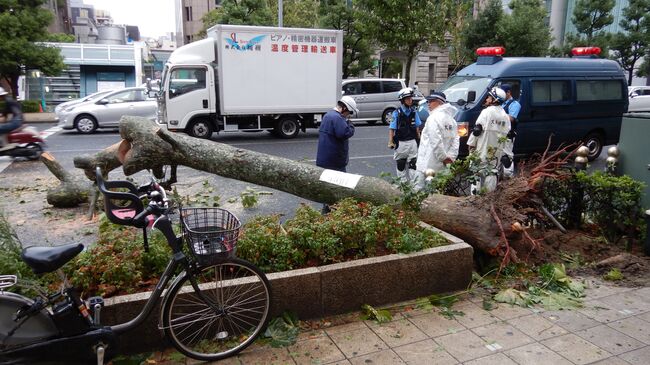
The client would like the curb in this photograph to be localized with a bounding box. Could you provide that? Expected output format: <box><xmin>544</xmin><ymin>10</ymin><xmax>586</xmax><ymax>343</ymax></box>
<box><xmin>101</xmin><ymin>226</ymin><xmax>474</xmax><ymax>354</ymax></box>
<box><xmin>23</xmin><ymin>113</ymin><xmax>58</xmax><ymax>124</ymax></box>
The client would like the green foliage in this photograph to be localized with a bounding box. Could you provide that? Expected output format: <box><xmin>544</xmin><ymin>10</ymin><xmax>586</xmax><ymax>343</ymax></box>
<box><xmin>361</xmin><ymin>304</ymin><xmax>392</xmax><ymax>323</ymax></box>
<box><xmin>263</xmin><ymin>311</ymin><xmax>300</xmax><ymax>347</ymax></box>
<box><xmin>65</xmin><ymin>214</ymin><xmax>172</xmax><ymax>297</ymax></box>
<box><xmin>462</xmin><ymin>0</ymin><xmax>551</xmax><ymax>60</ymax></box>
<box><xmin>571</xmin><ymin>0</ymin><xmax>615</xmax><ymax>41</ymax></box>
<box><xmin>44</xmin><ymin>33</ymin><xmax>75</xmax><ymax>43</ymax></box>
<box><xmin>240</xmin><ymin>187</ymin><xmax>272</xmax><ymax>209</ymax></box>
<box><xmin>237</xmin><ymin>198</ymin><xmax>447</xmax><ymax>273</ymax></box>
<box><xmin>575</xmin><ymin>171</ymin><xmax>646</xmax><ymax>243</ymax></box>
<box><xmin>319</xmin><ymin>0</ymin><xmax>375</xmax><ymax>78</ymax></box>
<box><xmin>610</xmin><ymin>0</ymin><xmax>650</xmax><ymax>85</ymax></box>
<box><xmin>0</xmin><ymin>100</ymin><xmax>41</xmax><ymax>113</ymax></box>
<box><xmin>542</xmin><ymin>171</ymin><xmax>646</xmax><ymax>244</ymax></box>
<box><xmin>358</xmin><ymin>0</ymin><xmax>454</xmax><ymax>85</ymax></box>
<box><xmin>0</xmin><ymin>210</ymin><xmax>45</xmax><ymax>295</ymax></box>
<box><xmin>603</xmin><ymin>268</ymin><xmax>624</xmax><ymax>281</ymax></box>
<box><xmin>494</xmin><ymin>263</ymin><xmax>585</xmax><ymax>310</ymax></box>
<box><xmin>425</xmin><ymin>293</ymin><xmax>464</xmax><ymax>319</ymax></box>
<box><xmin>0</xmin><ymin>0</ymin><xmax>66</xmax><ymax>96</ymax></box>
<box><xmin>201</xmin><ymin>0</ymin><xmax>274</xmax><ymax>32</ymax></box>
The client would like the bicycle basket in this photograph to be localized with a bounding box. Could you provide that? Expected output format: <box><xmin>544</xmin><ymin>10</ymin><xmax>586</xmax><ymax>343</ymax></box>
<box><xmin>180</xmin><ymin>207</ymin><xmax>241</xmax><ymax>265</ymax></box>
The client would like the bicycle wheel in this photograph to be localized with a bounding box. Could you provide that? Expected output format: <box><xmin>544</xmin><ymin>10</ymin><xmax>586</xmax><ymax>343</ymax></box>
<box><xmin>161</xmin><ymin>258</ymin><xmax>271</xmax><ymax>361</ymax></box>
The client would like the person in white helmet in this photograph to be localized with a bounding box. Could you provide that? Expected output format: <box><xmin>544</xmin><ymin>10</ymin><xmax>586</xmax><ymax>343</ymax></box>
<box><xmin>388</xmin><ymin>87</ymin><xmax>422</xmax><ymax>184</ymax></box>
<box><xmin>0</xmin><ymin>87</ymin><xmax>23</xmax><ymax>151</ymax></box>
<box><xmin>316</xmin><ymin>96</ymin><xmax>357</xmax><ymax>214</ymax></box>
<box><xmin>415</xmin><ymin>92</ymin><xmax>459</xmax><ymax>191</ymax></box>
<box><xmin>467</xmin><ymin>87</ymin><xmax>512</xmax><ymax>193</ymax></box>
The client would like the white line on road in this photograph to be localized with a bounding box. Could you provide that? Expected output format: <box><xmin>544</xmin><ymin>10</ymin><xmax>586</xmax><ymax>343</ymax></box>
<box><xmin>39</xmin><ymin>126</ymin><xmax>62</xmax><ymax>139</ymax></box>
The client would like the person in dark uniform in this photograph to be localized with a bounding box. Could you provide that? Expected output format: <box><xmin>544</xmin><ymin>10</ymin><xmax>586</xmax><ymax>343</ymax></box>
<box><xmin>0</xmin><ymin>87</ymin><xmax>23</xmax><ymax>151</ymax></box>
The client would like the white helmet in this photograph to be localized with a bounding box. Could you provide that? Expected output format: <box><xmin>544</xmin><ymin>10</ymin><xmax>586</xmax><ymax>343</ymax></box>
<box><xmin>487</xmin><ymin>87</ymin><xmax>506</xmax><ymax>104</ymax></box>
<box><xmin>398</xmin><ymin>87</ymin><xmax>414</xmax><ymax>101</ymax></box>
<box><xmin>0</xmin><ymin>87</ymin><xmax>7</xmax><ymax>96</ymax></box>
<box><xmin>338</xmin><ymin>95</ymin><xmax>359</xmax><ymax>115</ymax></box>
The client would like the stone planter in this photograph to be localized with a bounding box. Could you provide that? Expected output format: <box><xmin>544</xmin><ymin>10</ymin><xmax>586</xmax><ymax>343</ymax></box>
<box><xmin>101</xmin><ymin>224</ymin><xmax>473</xmax><ymax>354</ymax></box>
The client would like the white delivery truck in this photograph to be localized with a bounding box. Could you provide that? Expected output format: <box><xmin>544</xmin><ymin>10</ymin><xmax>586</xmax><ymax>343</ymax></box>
<box><xmin>153</xmin><ymin>24</ymin><xmax>343</xmax><ymax>139</ymax></box>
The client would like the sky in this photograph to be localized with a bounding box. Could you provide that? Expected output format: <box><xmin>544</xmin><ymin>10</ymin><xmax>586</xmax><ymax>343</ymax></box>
<box><xmin>82</xmin><ymin>0</ymin><xmax>176</xmax><ymax>38</ymax></box>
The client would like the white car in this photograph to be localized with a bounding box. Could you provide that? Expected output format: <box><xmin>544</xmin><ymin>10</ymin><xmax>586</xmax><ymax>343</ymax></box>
<box><xmin>628</xmin><ymin>86</ymin><xmax>650</xmax><ymax>113</ymax></box>
<box><xmin>54</xmin><ymin>90</ymin><xmax>113</xmax><ymax>115</ymax></box>
<box><xmin>58</xmin><ymin>87</ymin><xmax>157</xmax><ymax>134</ymax></box>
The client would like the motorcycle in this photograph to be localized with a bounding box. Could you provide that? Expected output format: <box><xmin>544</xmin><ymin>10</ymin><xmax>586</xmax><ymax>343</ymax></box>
<box><xmin>1</xmin><ymin>126</ymin><xmax>45</xmax><ymax>160</ymax></box>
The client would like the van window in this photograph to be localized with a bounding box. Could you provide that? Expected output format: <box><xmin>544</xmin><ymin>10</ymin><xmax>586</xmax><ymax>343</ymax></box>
<box><xmin>343</xmin><ymin>82</ymin><xmax>361</xmax><ymax>95</ymax></box>
<box><xmin>360</xmin><ymin>81</ymin><xmax>381</xmax><ymax>94</ymax></box>
<box><xmin>382</xmin><ymin>81</ymin><xmax>402</xmax><ymax>93</ymax></box>
<box><xmin>531</xmin><ymin>80</ymin><xmax>571</xmax><ymax>104</ymax></box>
<box><xmin>577</xmin><ymin>80</ymin><xmax>622</xmax><ymax>101</ymax></box>
<box><xmin>438</xmin><ymin>75</ymin><xmax>492</xmax><ymax>104</ymax></box>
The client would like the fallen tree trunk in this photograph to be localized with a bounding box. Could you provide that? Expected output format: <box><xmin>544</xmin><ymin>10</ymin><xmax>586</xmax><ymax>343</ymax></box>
<box><xmin>73</xmin><ymin>117</ymin><xmax>509</xmax><ymax>255</ymax></box>
<box><xmin>41</xmin><ymin>152</ymin><xmax>92</xmax><ymax>208</ymax></box>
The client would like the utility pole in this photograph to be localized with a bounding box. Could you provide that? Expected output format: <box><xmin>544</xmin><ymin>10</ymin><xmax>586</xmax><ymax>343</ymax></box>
<box><xmin>278</xmin><ymin>0</ymin><xmax>283</xmax><ymax>27</ymax></box>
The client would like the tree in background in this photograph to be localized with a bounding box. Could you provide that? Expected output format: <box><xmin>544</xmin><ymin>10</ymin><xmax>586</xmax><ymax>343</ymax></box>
<box><xmin>562</xmin><ymin>0</ymin><xmax>615</xmax><ymax>55</ymax></box>
<box><xmin>0</xmin><ymin>0</ymin><xmax>66</xmax><ymax>97</ymax></box>
<box><xmin>499</xmin><ymin>0</ymin><xmax>553</xmax><ymax>57</ymax></box>
<box><xmin>461</xmin><ymin>0</ymin><xmax>551</xmax><ymax>60</ymax></box>
<box><xmin>319</xmin><ymin>0</ymin><xmax>374</xmax><ymax>78</ymax></box>
<box><xmin>448</xmin><ymin>0</ymin><xmax>475</xmax><ymax>70</ymax></box>
<box><xmin>44</xmin><ymin>33</ymin><xmax>76</xmax><ymax>43</ymax></box>
<box><xmin>462</xmin><ymin>0</ymin><xmax>504</xmax><ymax>61</ymax></box>
<box><xmin>271</xmin><ymin>0</ymin><xmax>320</xmax><ymax>28</ymax></box>
<box><xmin>610</xmin><ymin>0</ymin><xmax>650</xmax><ymax>85</ymax></box>
<box><xmin>358</xmin><ymin>0</ymin><xmax>454</xmax><ymax>85</ymax></box>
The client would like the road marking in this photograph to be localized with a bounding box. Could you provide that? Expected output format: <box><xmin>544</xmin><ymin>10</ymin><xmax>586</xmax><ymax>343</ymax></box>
<box><xmin>39</xmin><ymin>126</ymin><xmax>62</xmax><ymax>139</ymax></box>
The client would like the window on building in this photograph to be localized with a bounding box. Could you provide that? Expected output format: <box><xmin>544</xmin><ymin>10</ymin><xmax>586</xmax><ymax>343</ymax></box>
<box><xmin>531</xmin><ymin>80</ymin><xmax>571</xmax><ymax>104</ymax></box>
<box><xmin>428</xmin><ymin>62</ymin><xmax>436</xmax><ymax>84</ymax></box>
<box><xmin>576</xmin><ymin>80</ymin><xmax>623</xmax><ymax>101</ymax></box>
<box><xmin>185</xmin><ymin>6</ymin><xmax>193</xmax><ymax>21</ymax></box>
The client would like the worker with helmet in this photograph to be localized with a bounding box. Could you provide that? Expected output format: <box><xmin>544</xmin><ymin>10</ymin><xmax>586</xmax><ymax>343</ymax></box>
<box><xmin>316</xmin><ymin>95</ymin><xmax>357</xmax><ymax>172</ymax></box>
<box><xmin>0</xmin><ymin>87</ymin><xmax>23</xmax><ymax>151</ymax></box>
<box><xmin>467</xmin><ymin>86</ymin><xmax>512</xmax><ymax>193</ymax></box>
<box><xmin>388</xmin><ymin>87</ymin><xmax>422</xmax><ymax>184</ymax></box>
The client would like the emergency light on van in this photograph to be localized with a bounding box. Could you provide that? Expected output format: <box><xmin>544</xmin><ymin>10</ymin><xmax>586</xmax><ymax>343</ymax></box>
<box><xmin>475</xmin><ymin>47</ymin><xmax>505</xmax><ymax>56</ymax></box>
<box><xmin>571</xmin><ymin>47</ymin><xmax>601</xmax><ymax>56</ymax></box>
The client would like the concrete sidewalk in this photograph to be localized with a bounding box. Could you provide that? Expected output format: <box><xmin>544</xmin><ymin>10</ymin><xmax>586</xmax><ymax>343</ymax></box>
<box><xmin>149</xmin><ymin>276</ymin><xmax>650</xmax><ymax>365</ymax></box>
<box><xmin>23</xmin><ymin>112</ymin><xmax>58</xmax><ymax>123</ymax></box>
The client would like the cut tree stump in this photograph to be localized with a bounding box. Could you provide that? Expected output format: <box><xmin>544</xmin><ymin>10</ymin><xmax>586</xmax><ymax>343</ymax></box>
<box><xmin>41</xmin><ymin>152</ymin><xmax>92</xmax><ymax>208</ymax></box>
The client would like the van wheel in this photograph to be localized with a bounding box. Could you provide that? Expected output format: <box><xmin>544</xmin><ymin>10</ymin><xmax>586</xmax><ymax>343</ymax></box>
<box><xmin>382</xmin><ymin>108</ymin><xmax>395</xmax><ymax>125</ymax></box>
<box><xmin>275</xmin><ymin>118</ymin><xmax>300</xmax><ymax>139</ymax></box>
<box><xmin>187</xmin><ymin>119</ymin><xmax>213</xmax><ymax>139</ymax></box>
<box><xmin>584</xmin><ymin>132</ymin><xmax>604</xmax><ymax>161</ymax></box>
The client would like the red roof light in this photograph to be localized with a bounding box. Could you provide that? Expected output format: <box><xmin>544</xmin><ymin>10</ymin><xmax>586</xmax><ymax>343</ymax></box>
<box><xmin>571</xmin><ymin>47</ymin><xmax>601</xmax><ymax>56</ymax></box>
<box><xmin>476</xmin><ymin>47</ymin><xmax>506</xmax><ymax>57</ymax></box>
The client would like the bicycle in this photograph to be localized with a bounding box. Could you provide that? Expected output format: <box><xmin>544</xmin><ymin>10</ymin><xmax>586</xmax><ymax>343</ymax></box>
<box><xmin>0</xmin><ymin>167</ymin><xmax>271</xmax><ymax>364</ymax></box>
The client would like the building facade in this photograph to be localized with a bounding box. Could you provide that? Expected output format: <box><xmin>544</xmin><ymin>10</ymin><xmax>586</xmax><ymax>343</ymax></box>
<box><xmin>176</xmin><ymin>0</ymin><xmax>223</xmax><ymax>45</ymax></box>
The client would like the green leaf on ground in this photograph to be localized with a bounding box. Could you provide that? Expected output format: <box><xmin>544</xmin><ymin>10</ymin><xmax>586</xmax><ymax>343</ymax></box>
<box><xmin>263</xmin><ymin>312</ymin><xmax>300</xmax><ymax>348</ymax></box>
<box><xmin>494</xmin><ymin>288</ymin><xmax>532</xmax><ymax>307</ymax></box>
<box><xmin>428</xmin><ymin>294</ymin><xmax>459</xmax><ymax>308</ymax></box>
<box><xmin>603</xmin><ymin>268</ymin><xmax>624</xmax><ymax>281</ymax></box>
<box><xmin>361</xmin><ymin>304</ymin><xmax>392</xmax><ymax>323</ymax></box>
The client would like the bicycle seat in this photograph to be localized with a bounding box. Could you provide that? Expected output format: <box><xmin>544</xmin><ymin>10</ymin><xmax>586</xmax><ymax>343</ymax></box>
<box><xmin>95</xmin><ymin>167</ymin><xmax>146</xmax><ymax>228</ymax></box>
<box><xmin>21</xmin><ymin>243</ymin><xmax>84</xmax><ymax>274</ymax></box>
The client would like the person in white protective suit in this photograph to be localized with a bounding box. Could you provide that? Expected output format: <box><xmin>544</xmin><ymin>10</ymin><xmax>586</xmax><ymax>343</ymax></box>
<box><xmin>467</xmin><ymin>87</ymin><xmax>512</xmax><ymax>193</ymax></box>
<box><xmin>415</xmin><ymin>92</ymin><xmax>459</xmax><ymax>191</ymax></box>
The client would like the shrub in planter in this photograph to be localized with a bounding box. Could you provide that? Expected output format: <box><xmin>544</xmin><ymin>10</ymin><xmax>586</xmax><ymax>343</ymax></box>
<box><xmin>0</xmin><ymin>100</ymin><xmax>41</xmax><ymax>113</ymax></box>
<box><xmin>237</xmin><ymin>198</ymin><xmax>448</xmax><ymax>273</ymax></box>
<box><xmin>65</xmin><ymin>214</ymin><xmax>171</xmax><ymax>297</ymax></box>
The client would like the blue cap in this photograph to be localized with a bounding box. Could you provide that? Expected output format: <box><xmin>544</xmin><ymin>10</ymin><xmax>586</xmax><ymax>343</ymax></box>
<box><xmin>500</xmin><ymin>84</ymin><xmax>512</xmax><ymax>93</ymax></box>
<box><xmin>425</xmin><ymin>91</ymin><xmax>446</xmax><ymax>103</ymax></box>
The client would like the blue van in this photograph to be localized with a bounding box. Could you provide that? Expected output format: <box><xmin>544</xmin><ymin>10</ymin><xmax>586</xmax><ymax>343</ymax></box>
<box><xmin>435</xmin><ymin>47</ymin><xmax>629</xmax><ymax>161</ymax></box>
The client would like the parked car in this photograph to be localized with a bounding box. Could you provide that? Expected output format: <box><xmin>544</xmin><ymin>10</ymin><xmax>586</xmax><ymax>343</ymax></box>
<box><xmin>342</xmin><ymin>78</ymin><xmax>420</xmax><ymax>125</ymax></box>
<box><xmin>628</xmin><ymin>86</ymin><xmax>650</xmax><ymax>113</ymax></box>
<box><xmin>58</xmin><ymin>87</ymin><xmax>157</xmax><ymax>134</ymax></box>
<box><xmin>54</xmin><ymin>90</ymin><xmax>113</xmax><ymax>116</ymax></box>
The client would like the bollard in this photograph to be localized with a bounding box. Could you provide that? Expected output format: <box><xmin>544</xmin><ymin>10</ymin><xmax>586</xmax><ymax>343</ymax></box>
<box><xmin>605</xmin><ymin>146</ymin><xmax>619</xmax><ymax>174</ymax></box>
<box><xmin>568</xmin><ymin>146</ymin><xmax>589</xmax><ymax>228</ymax></box>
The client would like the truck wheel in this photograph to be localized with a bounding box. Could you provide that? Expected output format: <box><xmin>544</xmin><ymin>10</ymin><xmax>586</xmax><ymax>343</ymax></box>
<box><xmin>75</xmin><ymin>115</ymin><xmax>98</xmax><ymax>134</ymax></box>
<box><xmin>584</xmin><ymin>132</ymin><xmax>604</xmax><ymax>161</ymax></box>
<box><xmin>275</xmin><ymin>118</ymin><xmax>300</xmax><ymax>139</ymax></box>
<box><xmin>187</xmin><ymin>119</ymin><xmax>213</xmax><ymax>139</ymax></box>
<box><xmin>382</xmin><ymin>108</ymin><xmax>395</xmax><ymax>125</ymax></box>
